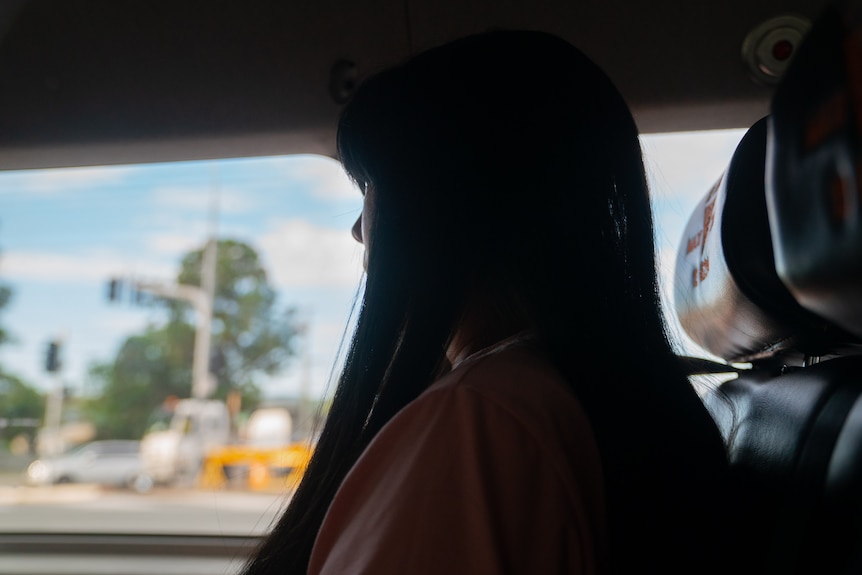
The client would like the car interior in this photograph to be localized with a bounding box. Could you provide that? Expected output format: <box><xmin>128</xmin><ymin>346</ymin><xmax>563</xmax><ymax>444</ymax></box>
<box><xmin>0</xmin><ymin>0</ymin><xmax>859</xmax><ymax>573</ymax></box>
<box><xmin>674</xmin><ymin>2</ymin><xmax>862</xmax><ymax>572</ymax></box>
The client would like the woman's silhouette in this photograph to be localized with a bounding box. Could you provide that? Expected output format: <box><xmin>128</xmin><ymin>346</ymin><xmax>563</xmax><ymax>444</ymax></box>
<box><xmin>243</xmin><ymin>30</ymin><xmax>729</xmax><ymax>575</ymax></box>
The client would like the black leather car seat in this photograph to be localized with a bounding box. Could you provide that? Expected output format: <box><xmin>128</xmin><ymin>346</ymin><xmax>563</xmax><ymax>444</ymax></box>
<box><xmin>673</xmin><ymin>2</ymin><xmax>862</xmax><ymax>572</ymax></box>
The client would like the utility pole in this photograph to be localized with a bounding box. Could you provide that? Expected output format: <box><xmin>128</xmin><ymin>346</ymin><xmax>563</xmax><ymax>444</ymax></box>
<box><xmin>108</xmin><ymin>176</ymin><xmax>221</xmax><ymax>400</ymax></box>
<box><xmin>193</xmin><ymin>236</ymin><xmax>216</xmax><ymax>399</ymax></box>
<box><xmin>134</xmin><ymin>251</ymin><xmax>216</xmax><ymax>399</ymax></box>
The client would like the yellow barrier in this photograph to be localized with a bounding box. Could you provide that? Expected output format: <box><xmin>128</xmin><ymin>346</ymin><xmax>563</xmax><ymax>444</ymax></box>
<box><xmin>199</xmin><ymin>442</ymin><xmax>313</xmax><ymax>492</ymax></box>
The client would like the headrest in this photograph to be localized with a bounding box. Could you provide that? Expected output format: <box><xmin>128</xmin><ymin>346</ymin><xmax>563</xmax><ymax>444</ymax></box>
<box><xmin>767</xmin><ymin>0</ymin><xmax>862</xmax><ymax>339</ymax></box>
<box><xmin>674</xmin><ymin>117</ymin><xmax>835</xmax><ymax>363</ymax></box>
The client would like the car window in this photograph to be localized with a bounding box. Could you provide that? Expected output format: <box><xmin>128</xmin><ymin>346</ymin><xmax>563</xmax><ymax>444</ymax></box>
<box><xmin>642</xmin><ymin>128</ymin><xmax>748</xmax><ymax>359</ymax></box>
<box><xmin>0</xmin><ymin>133</ymin><xmax>745</xmax><ymax>535</ymax></box>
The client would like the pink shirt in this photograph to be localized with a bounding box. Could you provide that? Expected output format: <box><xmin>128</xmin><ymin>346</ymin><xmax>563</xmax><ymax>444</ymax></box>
<box><xmin>308</xmin><ymin>343</ymin><xmax>608</xmax><ymax>574</ymax></box>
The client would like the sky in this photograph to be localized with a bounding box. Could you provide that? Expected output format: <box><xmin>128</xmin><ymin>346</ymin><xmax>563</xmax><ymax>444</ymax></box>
<box><xmin>0</xmin><ymin>130</ymin><xmax>747</xmax><ymax>401</ymax></box>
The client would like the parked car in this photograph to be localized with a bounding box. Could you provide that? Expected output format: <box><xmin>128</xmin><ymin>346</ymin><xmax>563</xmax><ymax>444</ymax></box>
<box><xmin>26</xmin><ymin>440</ymin><xmax>146</xmax><ymax>490</ymax></box>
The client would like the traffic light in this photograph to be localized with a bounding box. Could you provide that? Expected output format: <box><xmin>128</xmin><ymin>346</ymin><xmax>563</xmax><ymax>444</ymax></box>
<box><xmin>107</xmin><ymin>278</ymin><xmax>121</xmax><ymax>302</ymax></box>
<box><xmin>45</xmin><ymin>340</ymin><xmax>61</xmax><ymax>373</ymax></box>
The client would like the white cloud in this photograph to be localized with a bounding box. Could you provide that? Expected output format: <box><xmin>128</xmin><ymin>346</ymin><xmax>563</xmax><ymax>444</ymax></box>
<box><xmin>0</xmin><ymin>250</ymin><xmax>170</xmax><ymax>283</ymax></box>
<box><xmin>642</xmin><ymin>129</ymin><xmax>746</xmax><ymax>204</ymax></box>
<box><xmin>258</xmin><ymin>219</ymin><xmax>364</xmax><ymax>288</ymax></box>
<box><xmin>261</xmin><ymin>318</ymin><xmax>356</xmax><ymax>398</ymax></box>
<box><xmin>145</xmin><ymin>233</ymin><xmax>207</xmax><ymax>256</ymax></box>
<box><xmin>151</xmin><ymin>186</ymin><xmax>255</xmax><ymax>214</ymax></box>
<box><xmin>281</xmin><ymin>155</ymin><xmax>358</xmax><ymax>202</ymax></box>
<box><xmin>0</xmin><ymin>165</ymin><xmax>131</xmax><ymax>195</ymax></box>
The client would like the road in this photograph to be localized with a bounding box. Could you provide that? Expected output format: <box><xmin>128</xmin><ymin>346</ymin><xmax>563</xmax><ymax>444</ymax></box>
<box><xmin>0</xmin><ymin>484</ymin><xmax>287</xmax><ymax>535</ymax></box>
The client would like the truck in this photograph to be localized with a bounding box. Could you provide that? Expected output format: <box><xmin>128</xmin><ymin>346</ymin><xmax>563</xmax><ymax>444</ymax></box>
<box><xmin>138</xmin><ymin>398</ymin><xmax>231</xmax><ymax>489</ymax></box>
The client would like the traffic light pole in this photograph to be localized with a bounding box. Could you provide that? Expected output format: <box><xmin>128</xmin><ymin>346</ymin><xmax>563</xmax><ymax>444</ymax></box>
<box><xmin>43</xmin><ymin>372</ymin><xmax>64</xmax><ymax>455</ymax></box>
<box><xmin>108</xmin><ymin>183</ymin><xmax>220</xmax><ymax>400</ymax></box>
<box><xmin>42</xmin><ymin>339</ymin><xmax>64</xmax><ymax>456</ymax></box>
<box><xmin>134</xmin><ymin>238</ymin><xmax>217</xmax><ymax>399</ymax></box>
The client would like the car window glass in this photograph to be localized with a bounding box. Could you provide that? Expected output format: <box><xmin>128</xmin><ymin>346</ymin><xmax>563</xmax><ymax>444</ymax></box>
<box><xmin>0</xmin><ymin>133</ymin><xmax>745</xmax><ymax>535</ymax></box>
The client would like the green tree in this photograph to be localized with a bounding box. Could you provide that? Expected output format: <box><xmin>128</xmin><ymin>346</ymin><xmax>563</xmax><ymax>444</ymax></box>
<box><xmin>0</xmin><ymin>372</ymin><xmax>44</xmax><ymax>449</ymax></box>
<box><xmin>0</xmin><ymin>284</ymin><xmax>12</xmax><ymax>349</ymax></box>
<box><xmin>0</xmin><ymin>284</ymin><xmax>44</xmax><ymax>449</ymax></box>
<box><xmin>85</xmin><ymin>323</ymin><xmax>196</xmax><ymax>439</ymax></box>
<box><xmin>176</xmin><ymin>239</ymin><xmax>298</xmax><ymax>394</ymax></box>
<box><xmin>88</xmin><ymin>239</ymin><xmax>299</xmax><ymax>439</ymax></box>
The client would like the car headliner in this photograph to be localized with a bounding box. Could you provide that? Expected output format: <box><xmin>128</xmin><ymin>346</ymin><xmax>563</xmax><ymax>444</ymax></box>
<box><xmin>0</xmin><ymin>0</ymin><xmax>830</xmax><ymax>170</ymax></box>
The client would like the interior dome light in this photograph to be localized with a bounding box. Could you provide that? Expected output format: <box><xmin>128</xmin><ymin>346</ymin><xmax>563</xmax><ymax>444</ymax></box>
<box><xmin>742</xmin><ymin>15</ymin><xmax>811</xmax><ymax>86</ymax></box>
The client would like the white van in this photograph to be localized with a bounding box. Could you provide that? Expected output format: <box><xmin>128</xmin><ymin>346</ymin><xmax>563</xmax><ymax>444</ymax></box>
<box><xmin>139</xmin><ymin>399</ymin><xmax>230</xmax><ymax>487</ymax></box>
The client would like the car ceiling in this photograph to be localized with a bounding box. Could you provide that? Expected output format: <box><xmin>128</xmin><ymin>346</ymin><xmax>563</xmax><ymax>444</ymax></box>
<box><xmin>0</xmin><ymin>0</ymin><xmax>831</xmax><ymax>170</ymax></box>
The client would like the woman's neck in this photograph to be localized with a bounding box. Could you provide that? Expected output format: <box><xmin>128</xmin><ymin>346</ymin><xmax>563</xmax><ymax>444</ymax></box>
<box><xmin>446</xmin><ymin>295</ymin><xmax>532</xmax><ymax>367</ymax></box>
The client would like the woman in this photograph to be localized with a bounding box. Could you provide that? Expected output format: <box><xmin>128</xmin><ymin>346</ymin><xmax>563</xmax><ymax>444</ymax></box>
<box><xmin>244</xmin><ymin>30</ymin><xmax>729</xmax><ymax>574</ymax></box>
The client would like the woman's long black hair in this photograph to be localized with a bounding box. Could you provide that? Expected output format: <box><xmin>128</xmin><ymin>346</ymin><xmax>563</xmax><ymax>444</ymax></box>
<box><xmin>244</xmin><ymin>30</ymin><xmax>729</xmax><ymax>575</ymax></box>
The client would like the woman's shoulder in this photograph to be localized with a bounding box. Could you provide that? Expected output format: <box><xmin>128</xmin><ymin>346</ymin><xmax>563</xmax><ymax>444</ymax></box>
<box><xmin>310</xmin><ymin>344</ymin><xmax>608</xmax><ymax>575</ymax></box>
<box><xmin>407</xmin><ymin>344</ymin><xmax>601</xmax><ymax>471</ymax></box>
<box><xmin>429</xmin><ymin>345</ymin><xmax>588</xmax><ymax>429</ymax></box>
